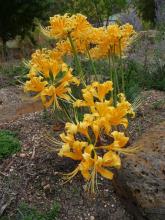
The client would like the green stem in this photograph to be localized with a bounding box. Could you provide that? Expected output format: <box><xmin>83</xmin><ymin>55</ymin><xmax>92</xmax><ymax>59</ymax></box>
<box><xmin>86</xmin><ymin>48</ymin><xmax>98</xmax><ymax>80</ymax></box>
<box><xmin>60</xmin><ymin>100</ymin><xmax>73</xmax><ymax>123</ymax></box>
<box><xmin>111</xmin><ymin>54</ymin><xmax>117</xmax><ymax>107</ymax></box>
<box><xmin>113</xmin><ymin>74</ymin><xmax>117</xmax><ymax>106</ymax></box>
<box><xmin>119</xmin><ymin>39</ymin><xmax>125</xmax><ymax>93</ymax></box>
<box><xmin>113</xmin><ymin>56</ymin><xmax>120</xmax><ymax>94</ymax></box>
<box><xmin>68</xmin><ymin>34</ymin><xmax>86</xmax><ymax>86</ymax></box>
<box><xmin>108</xmin><ymin>52</ymin><xmax>114</xmax><ymax>105</ymax></box>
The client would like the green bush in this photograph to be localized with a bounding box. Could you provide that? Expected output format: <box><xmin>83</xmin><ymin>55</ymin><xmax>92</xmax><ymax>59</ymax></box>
<box><xmin>124</xmin><ymin>59</ymin><xmax>165</xmax><ymax>92</ymax></box>
<box><xmin>0</xmin><ymin>130</ymin><xmax>21</xmax><ymax>159</ymax></box>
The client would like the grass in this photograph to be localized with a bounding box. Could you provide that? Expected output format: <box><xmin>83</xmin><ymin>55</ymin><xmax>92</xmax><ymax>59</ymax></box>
<box><xmin>16</xmin><ymin>202</ymin><xmax>60</xmax><ymax>220</ymax></box>
<box><xmin>0</xmin><ymin>130</ymin><xmax>21</xmax><ymax>159</ymax></box>
<box><xmin>0</xmin><ymin>62</ymin><xmax>29</xmax><ymax>88</ymax></box>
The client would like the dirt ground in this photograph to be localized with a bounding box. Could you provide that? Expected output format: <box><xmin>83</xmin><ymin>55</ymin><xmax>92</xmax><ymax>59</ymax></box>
<box><xmin>0</xmin><ymin>87</ymin><xmax>164</xmax><ymax>220</ymax></box>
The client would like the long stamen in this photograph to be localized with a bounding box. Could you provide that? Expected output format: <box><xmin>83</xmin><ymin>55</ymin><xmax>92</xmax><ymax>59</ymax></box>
<box><xmin>62</xmin><ymin>166</ymin><xmax>80</xmax><ymax>184</ymax></box>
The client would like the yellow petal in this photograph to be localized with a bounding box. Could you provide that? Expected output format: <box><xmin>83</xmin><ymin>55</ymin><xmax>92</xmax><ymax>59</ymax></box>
<box><xmin>97</xmin><ymin>167</ymin><xmax>113</xmax><ymax>180</ymax></box>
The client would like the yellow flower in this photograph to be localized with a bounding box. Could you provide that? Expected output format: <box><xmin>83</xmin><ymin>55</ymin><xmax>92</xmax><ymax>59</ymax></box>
<box><xmin>77</xmin><ymin>121</ymin><xmax>90</xmax><ymax>139</ymax></box>
<box><xmin>95</xmin><ymin>151</ymin><xmax>121</xmax><ymax>179</ymax></box>
<box><xmin>79</xmin><ymin>153</ymin><xmax>93</xmax><ymax>180</ymax></box>
<box><xmin>74</xmin><ymin>81</ymin><xmax>113</xmax><ymax>108</ymax></box>
<box><xmin>59</xmin><ymin>141</ymin><xmax>85</xmax><ymax>160</ymax></box>
<box><xmin>71</xmin><ymin>14</ymin><xmax>92</xmax><ymax>39</ymax></box>
<box><xmin>47</xmin><ymin>14</ymin><xmax>75</xmax><ymax>39</ymax></box>
<box><xmin>24</xmin><ymin>50</ymin><xmax>79</xmax><ymax>108</ymax></box>
<box><xmin>89</xmin><ymin>23</ymin><xmax>136</xmax><ymax>59</ymax></box>
<box><xmin>99</xmin><ymin>131</ymin><xmax>129</xmax><ymax>151</ymax></box>
<box><xmin>58</xmin><ymin>81</ymin><xmax>137</xmax><ymax>191</ymax></box>
<box><xmin>24</xmin><ymin>76</ymin><xmax>47</xmax><ymax>93</ymax></box>
<box><xmin>111</xmin><ymin>131</ymin><xmax>129</xmax><ymax>149</ymax></box>
<box><xmin>56</xmin><ymin>40</ymin><xmax>72</xmax><ymax>56</ymax></box>
<box><xmin>65</xmin><ymin>122</ymin><xmax>77</xmax><ymax>134</ymax></box>
<box><xmin>92</xmin><ymin>81</ymin><xmax>113</xmax><ymax>101</ymax></box>
<box><xmin>45</xmin><ymin>13</ymin><xmax>92</xmax><ymax>42</ymax></box>
<box><xmin>60</xmin><ymin>132</ymin><xmax>75</xmax><ymax>145</ymax></box>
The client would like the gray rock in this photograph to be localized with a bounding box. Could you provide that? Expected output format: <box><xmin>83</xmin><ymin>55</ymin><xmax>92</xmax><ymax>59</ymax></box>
<box><xmin>113</xmin><ymin>121</ymin><xmax>165</xmax><ymax>220</ymax></box>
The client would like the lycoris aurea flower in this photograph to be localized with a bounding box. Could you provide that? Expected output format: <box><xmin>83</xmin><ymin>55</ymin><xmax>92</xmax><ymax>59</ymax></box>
<box><xmin>24</xmin><ymin>13</ymin><xmax>138</xmax><ymax>193</ymax></box>
<box><xmin>24</xmin><ymin>49</ymin><xmax>79</xmax><ymax>108</ymax></box>
<box><xmin>44</xmin><ymin>13</ymin><xmax>92</xmax><ymax>41</ymax></box>
<box><xmin>58</xmin><ymin>81</ymin><xmax>138</xmax><ymax>192</ymax></box>
<box><xmin>89</xmin><ymin>23</ymin><xmax>136</xmax><ymax>59</ymax></box>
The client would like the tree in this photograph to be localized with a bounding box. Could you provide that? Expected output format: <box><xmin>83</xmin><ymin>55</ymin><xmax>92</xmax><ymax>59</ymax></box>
<box><xmin>133</xmin><ymin>0</ymin><xmax>156</xmax><ymax>24</ymax></box>
<box><xmin>0</xmin><ymin>0</ymin><xmax>53</xmax><ymax>56</ymax></box>
<box><xmin>51</xmin><ymin>0</ymin><xmax>128</xmax><ymax>26</ymax></box>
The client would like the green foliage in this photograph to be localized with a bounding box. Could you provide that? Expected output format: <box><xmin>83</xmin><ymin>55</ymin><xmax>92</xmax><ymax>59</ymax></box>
<box><xmin>134</xmin><ymin>0</ymin><xmax>156</xmax><ymax>24</ymax></box>
<box><xmin>74</xmin><ymin>0</ymin><xmax>127</xmax><ymax>25</ymax></box>
<box><xmin>123</xmin><ymin>58</ymin><xmax>165</xmax><ymax>92</ymax></box>
<box><xmin>16</xmin><ymin>202</ymin><xmax>60</xmax><ymax>220</ymax></box>
<box><xmin>0</xmin><ymin>130</ymin><xmax>21</xmax><ymax>159</ymax></box>
<box><xmin>51</xmin><ymin>0</ymin><xmax>127</xmax><ymax>26</ymax></box>
<box><xmin>80</xmin><ymin>54</ymin><xmax>165</xmax><ymax>103</ymax></box>
<box><xmin>79</xmin><ymin>59</ymin><xmax>141</xmax><ymax>102</ymax></box>
<box><xmin>152</xmin><ymin>99</ymin><xmax>165</xmax><ymax>110</ymax></box>
<box><xmin>0</xmin><ymin>62</ymin><xmax>29</xmax><ymax>87</ymax></box>
<box><xmin>0</xmin><ymin>0</ymin><xmax>54</xmax><ymax>43</ymax></box>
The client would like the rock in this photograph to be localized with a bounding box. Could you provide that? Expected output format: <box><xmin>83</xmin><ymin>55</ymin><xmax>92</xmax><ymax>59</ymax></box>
<box><xmin>113</xmin><ymin>121</ymin><xmax>165</xmax><ymax>220</ymax></box>
<box><xmin>19</xmin><ymin>153</ymin><xmax>26</xmax><ymax>158</ymax></box>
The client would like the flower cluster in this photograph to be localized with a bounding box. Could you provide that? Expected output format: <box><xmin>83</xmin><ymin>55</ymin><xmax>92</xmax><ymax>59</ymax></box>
<box><xmin>58</xmin><ymin>81</ymin><xmax>136</xmax><ymax>192</ymax></box>
<box><xmin>24</xmin><ymin>49</ymin><xmax>79</xmax><ymax>108</ymax></box>
<box><xmin>24</xmin><ymin>13</ymin><xmax>138</xmax><ymax>192</ymax></box>
<box><xmin>25</xmin><ymin>14</ymin><xmax>136</xmax><ymax>108</ymax></box>
<box><xmin>44</xmin><ymin>13</ymin><xmax>135</xmax><ymax>58</ymax></box>
<box><xmin>89</xmin><ymin>23</ymin><xmax>135</xmax><ymax>59</ymax></box>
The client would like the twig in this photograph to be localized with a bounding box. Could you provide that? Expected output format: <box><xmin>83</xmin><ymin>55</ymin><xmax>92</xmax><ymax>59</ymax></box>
<box><xmin>0</xmin><ymin>171</ymin><xmax>8</xmax><ymax>177</ymax></box>
<box><xmin>31</xmin><ymin>146</ymin><xmax>36</xmax><ymax>159</ymax></box>
<box><xmin>4</xmin><ymin>160</ymin><xmax>13</xmax><ymax>172</ymax></box>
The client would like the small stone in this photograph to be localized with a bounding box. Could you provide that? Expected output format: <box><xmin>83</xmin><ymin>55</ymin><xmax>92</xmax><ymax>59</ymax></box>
<box><xmin>90</xmin><ymin>216</ymin><xmax>95</xmax><ymax>220</ymax></box>
<box><xmin>19</xmin><ymin>153</ymin><xmax>26</xmax><ymax>158</ymax></box>
<box><xmin>79</xmin><ymin>200</ymin><xmax>83</xmax><ymax>205</ymax></box>
<box><xmin>43</xmin><ymin>184</ymin><xmax>50</xmax><ymax>190</ymax></box>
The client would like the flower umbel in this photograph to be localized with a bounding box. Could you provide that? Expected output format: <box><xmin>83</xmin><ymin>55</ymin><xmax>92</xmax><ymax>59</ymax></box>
<box><xmin>57</xmin><ymin>82</ymin><xmax>137</xmax><ymax>192</ymax></box>
<box><xmin>24</xmin><ymin>49</ymin><xmax>79</xmax><ymax>108</ymax></box>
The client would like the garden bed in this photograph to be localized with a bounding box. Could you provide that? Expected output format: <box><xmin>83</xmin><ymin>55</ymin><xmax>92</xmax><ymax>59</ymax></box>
<box><xmin>0</xmin><ymin>86</ymin><xmax>164</xmax><ymax>219</ymax></box>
